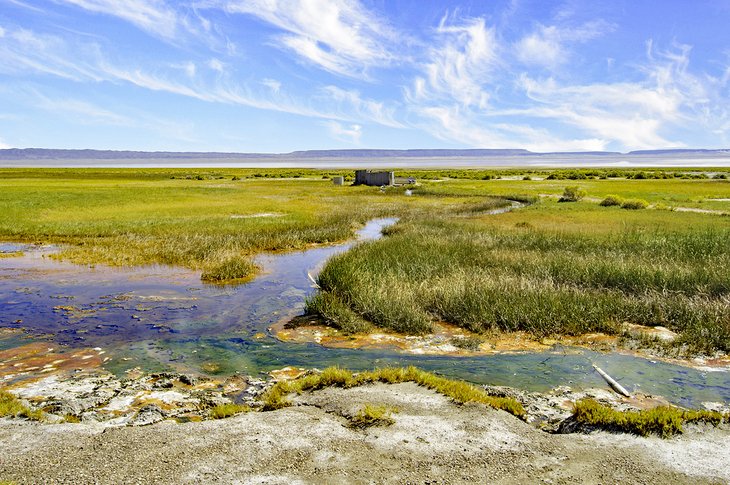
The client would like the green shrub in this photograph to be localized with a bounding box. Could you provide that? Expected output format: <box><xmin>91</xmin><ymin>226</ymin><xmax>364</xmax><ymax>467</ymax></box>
<box><xmin>558</xmin><ymin>186</ymin><xmax>586</xmax><ymax>202</ymax></box>
<box><xmin>621</xmin><ymin>199</ymin><xmax>649</xmax><ymax>210</ymax></box>
<box><xmin>599</xmin><ymin>195</ymin><xmax>623</xmax><ymax>207</ymax></box>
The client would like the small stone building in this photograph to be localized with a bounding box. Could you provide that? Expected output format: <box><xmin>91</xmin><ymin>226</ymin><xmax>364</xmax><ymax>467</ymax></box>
<box><xmin>354</xmin><ymin>170</ymin><xmax>395</xmax><ymax>186</ymax></box>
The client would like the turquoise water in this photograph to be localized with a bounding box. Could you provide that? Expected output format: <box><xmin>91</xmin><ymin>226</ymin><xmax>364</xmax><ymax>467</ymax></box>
<box><xmin>1</xmin><ymin>220</ymin><xmax>728</xmax><ymax>408</ymax></box>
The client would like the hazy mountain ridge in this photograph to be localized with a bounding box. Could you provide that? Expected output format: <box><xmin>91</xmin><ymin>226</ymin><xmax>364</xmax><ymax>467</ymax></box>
<box><xmin>2</xmin><ymin>148</ymin><xmax>729</xmax><ymax>160</ymax></box>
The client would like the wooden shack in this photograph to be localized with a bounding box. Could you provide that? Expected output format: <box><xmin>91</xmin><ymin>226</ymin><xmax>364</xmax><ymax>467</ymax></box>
<box><xmin>354</xmin><ymin>170</ymin><xmax>395</xmax><ymax>186</ymax></box>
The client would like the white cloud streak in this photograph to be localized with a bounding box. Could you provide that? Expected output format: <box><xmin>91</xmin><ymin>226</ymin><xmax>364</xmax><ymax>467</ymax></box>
<box><xmin>53</xmin><ymin>0</ymin><xmax>183</xmax><ymax>40</ymax></box>
<box><xmin>0</xmin><ymin>25</ymin><xmax>402</xmax><ymax>130</ymax></box>
<box><xmin>323</xmin><ymin>120</ymin><xmax>361</xmax><ymax>143</ymax></box>
<box><xmin>220</xmin><ymin>0</ymin><xmax>396</xmax><ymax>77</ymax></box>
<box><xmin>409</xmin><ymin>15</ymin><xmax>497</xmax><ymax>109</ymax></box>
<box><xmin>515</xmin><ymin>21</ymin><xmax>613</xmax><ymax>69</ymax></box>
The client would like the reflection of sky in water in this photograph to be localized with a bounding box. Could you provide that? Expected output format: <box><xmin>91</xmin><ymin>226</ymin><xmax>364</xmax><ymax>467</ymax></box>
<box><xmin>1</xmin><ymin>219</ymin><xmax>728</xmax><ymax>408</ymax></box>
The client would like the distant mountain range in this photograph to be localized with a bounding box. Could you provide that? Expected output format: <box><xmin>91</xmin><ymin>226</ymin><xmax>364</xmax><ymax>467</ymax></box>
<box><xmin>1</xmin><ymin>148</ymin><xmax>729</xmax><ymax>160</ymax></box>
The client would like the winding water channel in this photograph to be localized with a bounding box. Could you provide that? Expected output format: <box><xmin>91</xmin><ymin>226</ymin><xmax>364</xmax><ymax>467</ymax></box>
<box><xmin>1</xmin><ymin>220</ymin><xmax>728</xmax><ymax>409</ymax></box>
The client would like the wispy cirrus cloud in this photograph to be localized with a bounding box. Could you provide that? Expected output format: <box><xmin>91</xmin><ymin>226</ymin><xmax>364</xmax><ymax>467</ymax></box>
<box><xmin>52</xmin><ymin>0</ymin><xmax>185</xmax><ymax>41</ymax></box>
<box><xmin>318</xmin><ymin>85</ymin><xmax>403</xmax><ymax>128</ymax></box>
<box><xmin>323</xmin><ymin>120</ymin><xmax>362</xmax><ymax>143</ymax></box>
<box><xmin>219</xmin><ymin>0</ymin><xmax>397</xmax><ymax>77</ymax></box>
<box><xmin>0</xmin><ymin>24</ymin><xmax>403</xmax><ymax>130</ymax></box>
<box><xmin>515</xmin><ymin>20</ymin><xmax>613</xmax><ymax>69</ymax></box>
<box><xmin>408</xmin><ymin>15</ymin><xmax>497</xmax><ymax>110</ymax></box>
<box><xmin>0</xmin><ymin>27</ymin><xmax>107</xmax><ymax>81</ymax></box>
<box><xmin>515</xmin><ymin>43</ymin><xmax>717</xmax><ymax>149</ymax></box>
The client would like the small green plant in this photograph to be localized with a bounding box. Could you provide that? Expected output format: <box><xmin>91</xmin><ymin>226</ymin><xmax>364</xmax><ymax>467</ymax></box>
<box><xmin>558</xmin><ymin>186</ymin><xmax>586</xmax><ymax>202</ymax></box>
<box><xmin>572</xmin><ymin>399</ymin><xmax>726</xmax><ymax>437</ymax></box>
<box><xmin>621</xmin><ymin>199</ymin><xmax>649</xmax><ymax>210</ymax></box>
<box><xmin>599</xmin><ymin>195</ymin><xmax>623</xmax><ymax>207</ymax></box>
<box><xmin>209</xmin><ymin>403</ymin><xmax>251</xmax><ymax>419</ymax></box>
<box><xmin>349</xmin><ymin>404</ymin><xmax>397</xmax><ymax>428</ymax></box>
<box><xmin>63</xmin><ymin>414</ymin><xmax>81</xmax><ymax>423</ymax></box>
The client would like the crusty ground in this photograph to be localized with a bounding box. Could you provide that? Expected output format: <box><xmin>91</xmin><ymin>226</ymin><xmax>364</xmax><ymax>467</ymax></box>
<box><xmin>1</xmin><ymin>382</ymin><xmax>728</xmax><ymax>484</ymax></box>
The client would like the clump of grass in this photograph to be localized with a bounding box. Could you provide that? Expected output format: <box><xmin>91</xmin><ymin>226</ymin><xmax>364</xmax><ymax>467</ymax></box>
<box><xmin>349</xmin><ymin>404</ymin><xmax>397</xmax><ymax>428</ymax></box>
<box><xmin>260</xmin><ymin>366</ymin><xmax>525</xmax><ymax>419</ymax></box>
<box><xmin>0</xmin><ymin>390</ymin><xmax>26</xmax><ymax>417</ymax></box>
<box><xmin>0</xmin><ymin>390</ymin><xmax>43</xmax><ymax>421</ymax></box>
<box><xmin>621</xmin><ymin>199</ymin><xmax>649</xmax><ymax>210</ymax></box>
<box><xmin>209</xmin><ymin>403</ymin><xmax>251</xmax><ymax>419</ymax></box>
<box><xmin>201</xmin><ymin>256</ymin><xmax>257</xmax><ymax>283</ymax></box>
<box><xmin>599</xmin><ymin>195</ymin><xmax>624</xmax><ymax>207</ymax></box>
<box><xmin>572</xmin><ymin>399</ymin><xmax>727</xmax><ymax>438</ymax></box>
<box><xmin>558</xmin><ymin>186</ymin><xmax>586</xmax><ymax>202</ymax></box>
<box><xmin>63</xmin><ymin>414</ymin><xmax>81</xmax><ymax>423</ymax></box>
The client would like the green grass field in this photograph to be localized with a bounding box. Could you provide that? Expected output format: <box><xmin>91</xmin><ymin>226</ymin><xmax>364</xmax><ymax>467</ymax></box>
<box><xmin>1</xmin><ymin>168</ymin><xmax>729</xmax><ymax>352</ymax></box>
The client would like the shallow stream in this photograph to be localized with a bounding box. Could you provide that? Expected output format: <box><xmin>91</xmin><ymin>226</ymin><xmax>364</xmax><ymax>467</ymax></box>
<box><xmin>1</xmin><ymin>220</ymin><xmax>728</xmax><ymax>408</ymax></box>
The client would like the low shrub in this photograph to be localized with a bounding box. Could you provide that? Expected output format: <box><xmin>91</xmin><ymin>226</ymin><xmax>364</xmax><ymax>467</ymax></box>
<box><xmin>599</xmin><ymin>195</ymin><xmax>623</xmax><ymax>207</ymax></box>
<box><xmin>621</xmin><ymin>199</ymin><xmax>649</xmax><ymax>210</ymax></box>
<box><xmin>558</xmin><ymin>186</ymin><xmax>586</xmax><ymax>202</ymax></box>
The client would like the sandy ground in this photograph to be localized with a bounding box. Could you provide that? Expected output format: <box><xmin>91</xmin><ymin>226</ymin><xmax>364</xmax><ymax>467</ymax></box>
<box><xmin>1</xmin><ymin>382</ymin><xmax>728</xmax><ymax>484</ymax></box>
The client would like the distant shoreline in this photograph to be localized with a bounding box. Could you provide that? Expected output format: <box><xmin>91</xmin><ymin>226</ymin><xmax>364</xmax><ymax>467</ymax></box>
<box><xmin>3</xmin><ymin>155</ymin><xmax>730</xmax><ymax>169</ymax></box>
<box><xmin>2</xmin><ymin>147</ymin><xmax>730</xmax><ymax>168</ymax></box>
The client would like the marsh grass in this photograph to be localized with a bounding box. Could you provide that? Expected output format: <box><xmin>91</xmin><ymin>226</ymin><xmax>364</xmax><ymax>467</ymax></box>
<box><xmin>348</xmin><ymin>404</ymin><xmax>397</xmax><ymax>428</ymax></box>
<box><xmin>260</xmin><ymin>366</ymin><xmax>525</xmax><ymax>418</ymax></box>
<box><xmin>200</xmin><ymin>256</ymin><xmax>257</xmax><ymax>283</ymax></box>
<box><xmin>311</xmin><ymin>209</ymin><xmax>730</xmax><ymax>353</ymax></box>
<box><xmin>572</xmin><ymin>399</ymin><xmax>727</xmax><ymax>437</ymax></box>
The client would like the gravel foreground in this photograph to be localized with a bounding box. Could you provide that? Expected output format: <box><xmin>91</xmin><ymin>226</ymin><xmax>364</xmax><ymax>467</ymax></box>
<box><xmin>1</xmin><ymin>382</ymin><xmax>729</xmax><ymax>484</ymax></box>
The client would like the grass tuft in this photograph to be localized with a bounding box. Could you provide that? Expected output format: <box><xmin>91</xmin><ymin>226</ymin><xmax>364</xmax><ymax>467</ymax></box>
<box><xmin>209</xmin><ymin>403</ymin><xmax>252</xmax><ymax>419</ymax></box>
<box><xmin>0</xmin><ymin>390</ymin><xmax>43</xmax><ymax>421</ymax></box>
<box><xmin>349</xmin><ymin>404</ymin><xmax>397</xmax><ymax>428</ymax></box>
<box><xmin>572</xmin><ymin>399</ymin><xmax>727</xmax><ymax>438</ymax></box>
<box><xmin>260</xmin><ymin>366</ymin><xmax>525</xmax><ymax>419</ymax></box>
<box><xmin>201</xmin><ymin>256</ymin><xmax>258</xmax><ymax>283</ymax></box>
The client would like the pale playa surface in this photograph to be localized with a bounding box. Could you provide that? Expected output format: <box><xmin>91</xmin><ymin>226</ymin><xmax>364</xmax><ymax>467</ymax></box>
<box><xmin>1</xmin><ymin>383</ymin><xmax>728</xmax><ymax>484</ymax></box>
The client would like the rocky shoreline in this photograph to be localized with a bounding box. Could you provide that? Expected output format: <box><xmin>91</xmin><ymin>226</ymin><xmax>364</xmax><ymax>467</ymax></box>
<box><xmin>4</xmin><ymin>365</ymin><xmax>728</xmax><ymax>431</ymax></box>
<box><xmin>2</xmin><ymin>371</ymin><xmax>730</xmax><ymax>484</ymax></box>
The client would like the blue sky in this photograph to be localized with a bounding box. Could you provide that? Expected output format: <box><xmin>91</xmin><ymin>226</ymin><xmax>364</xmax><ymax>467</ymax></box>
<box><xmin>0</xmin><ymin>0</ymin><xmax>729</xmax><ymax>152</ymax></box>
